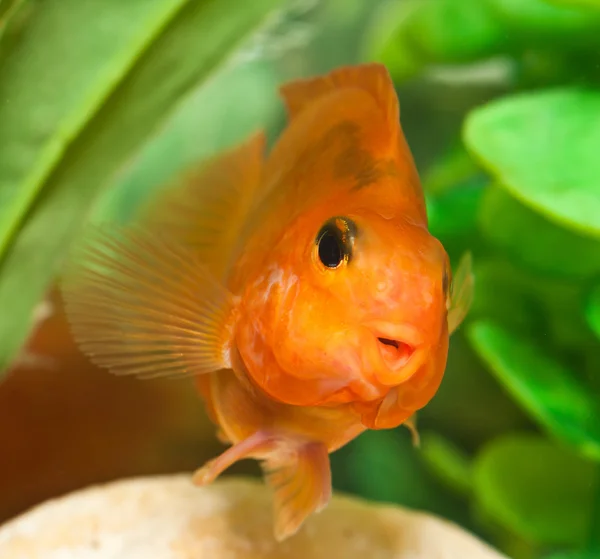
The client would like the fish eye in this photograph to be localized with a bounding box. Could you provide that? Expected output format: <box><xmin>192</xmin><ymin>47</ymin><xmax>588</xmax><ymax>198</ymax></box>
<box><xmin>315</xmin><ymin>217</ymin><xmax>357</xmax><ymax>269</ymax></box>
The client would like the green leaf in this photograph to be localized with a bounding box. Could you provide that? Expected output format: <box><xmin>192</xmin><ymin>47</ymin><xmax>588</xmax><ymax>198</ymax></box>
<box><xmin>479</xmin><ymin>186</ymin><xmax>600</xmax><ymax>280</ymax></box>
<box><xmin>422</xmin><ymin>141</ymin><xmax>485</xmax><ymax>196</ymax></box>
<box><xmin>426</xmin><ymin>182</ymin><xmax>486</xmax><ymax>242</ymax></box>
<box><xmin>463</xmin><ymin>88</ymin><xmax>600</xmax><ymax>239</ymax></box>
<box><xmin>367</xmin><ymin>0</ymin><xmax>600</xmax><ymax>82</ymax></box>
<box><xmin>543</xmin><ymin>0</ymin><xmax>600</xmax><ymax>10</ymax></box>
<box><xmin>366</xmin><ymin>0</ymin><xmax>508</xmax><ymax>81</ymax></box>
<box><xmin>467</xmin><ymin>321</ymin><xmax>600</xmax><ymax>460</ymax></box>
<box><xmin>419</xmin><ymin>431</ymin><xmax>473</xmax><ymax>496</ymax></box>
<box><xmin>0</xmin><ymin>0</ymin><xmax>27</xmax><ymax>37</ymax></box>
<box><xmin>473</xmin><ymin>434</ymin><xmax>597</xmax><ymax>546</ymax></box>
<box><xmin>585</xmin><ymin>285</ymin><xmax>600</xmax><ymax>341</ymax></box>
<box><xmin>90</xmin><ymin>60</ymin><xmax>280</xmax><ymax>225</ymax></box>
<box><xmin>468</xmin><ymin>259</ymin><xmax>541</xmax><ymax>334</ymax></box>
<box><xmin>485</xmin><ymin>0</ymin><xmax>600</xmax><ymax>36</ymax></box>
<box><xmin>338</xmin><ymin>429</ymin><xmax>472</xmax><ymax>527</ymax></box>
<box><xmin>421</xmin><ymin>332</ymin><xmax>534</xmax><ymax>449</ymax></box>
<box><xmin>468</xmin><ymin>258</ymin><xmax>594</xmax><ymax>353</ymax></box>
<box><xmin>0</xmin><ymin>0</ymin><xmax>188</xmax><ymax>256</ymax></box>
<box><xmin>0</xmin><ymin>0</ymin><xmax>283</xmax><ymax>375</ymax></box>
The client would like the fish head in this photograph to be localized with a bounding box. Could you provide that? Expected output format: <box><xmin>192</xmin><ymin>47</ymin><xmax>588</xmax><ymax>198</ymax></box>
<box><xmin>236</xmin><ymin>199</ymin><xmax>452</xmax><ymax>425</ymax></box>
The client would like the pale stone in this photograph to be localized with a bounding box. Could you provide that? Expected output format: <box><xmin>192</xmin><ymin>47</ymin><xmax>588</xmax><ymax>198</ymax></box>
<box><xmin>0</xmin><ymin>474</ymin><xmax>507</xmax><ymax>559</ymax></box>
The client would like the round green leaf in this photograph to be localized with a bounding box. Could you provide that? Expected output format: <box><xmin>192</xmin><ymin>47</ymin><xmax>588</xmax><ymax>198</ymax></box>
<box><xmin>463</xmin><ymin>88</ymin><xmax>600</xmax><ymax>238</ymax></box>
<box><xmin>467</xmin><ymin>321</ymin><xmax>600</xmax><ymax>460</ymax></box>
<box><xmin>474</xmin><ymin>434</ymin><xmax>597</xmax><ymax>546</ymax></box>
<box><xmin>479</xmin><ymin>185</ymin><xmax>600</xmax><ymax>280</ymax></box>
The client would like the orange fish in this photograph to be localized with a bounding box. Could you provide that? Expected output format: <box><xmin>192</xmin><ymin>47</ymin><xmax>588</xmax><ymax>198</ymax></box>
<box><xmin>61</xmin><ymin>63</ymin><xmax>474</xmax><ymax>541</ymax></box>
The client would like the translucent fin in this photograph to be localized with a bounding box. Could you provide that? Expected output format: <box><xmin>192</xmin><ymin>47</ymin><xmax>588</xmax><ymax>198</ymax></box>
<box><xmin>279</xmin><ymin>62</ymin><xmax>399</xmax><ymax>133</ymax></box>
<box><xmin>263</xmin><ymin>441</ymin><xmax>331</xmax><ymax>541</ymax></box>
<box><xmin>140</xmin><ymin>131</ymin><xmax>266</xmax><ymax>281</ymax></box>
<box><xmin>61</xmin><ymin>226</ymin><xmax>237</xmax><ymax>380</ymax></box>
<box><xmin>192</xmin><ymin>430</ymin><xmax>278</xmax><ymax>486</ymax></box>
<box><xmin>193</xmin><ymin>426</ymin><xmax>332</xmax><ymax>541</ymax></box>
<box><xmin>403</xmin><ymin>413</ymin><xmax>420</xmax><ymax>447</ymax></box>
<box><xmin>448</xmin><ymin>251</ymin><xmax>475</xmax><ymax>334</ymax></box>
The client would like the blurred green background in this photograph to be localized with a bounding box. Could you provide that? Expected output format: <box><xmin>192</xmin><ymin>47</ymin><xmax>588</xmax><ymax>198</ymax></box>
<box><xmin>1</xmin><ymin>1</ymin><xmax>600</xmax><ymax>558</ymax></box>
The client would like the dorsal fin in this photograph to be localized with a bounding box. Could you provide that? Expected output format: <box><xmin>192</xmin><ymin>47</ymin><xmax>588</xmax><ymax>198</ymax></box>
<box><xmin>138</xmin><ymin>131</ymin><xmax>266</xmax><ymax>282</ymax></box>
<box><xmin>279</xmin><ymin>63</ymin><xmax>399</xmax><ymax>135</ymax></box>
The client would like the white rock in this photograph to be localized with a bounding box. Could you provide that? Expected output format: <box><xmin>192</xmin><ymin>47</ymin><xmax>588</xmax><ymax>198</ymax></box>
<box><xmin>0</xmin><ymin>474</ymin><xmax>507</xmax><ymax>559</ymax></box>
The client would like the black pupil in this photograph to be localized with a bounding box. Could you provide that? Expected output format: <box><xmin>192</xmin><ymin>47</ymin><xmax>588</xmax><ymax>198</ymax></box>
<box><xmin>318</xmin><ymin>230</ymin><xmax>343</xmax><ymax>268</ymax></box>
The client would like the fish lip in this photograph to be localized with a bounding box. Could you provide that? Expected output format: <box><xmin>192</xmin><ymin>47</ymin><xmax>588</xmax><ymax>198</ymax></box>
<box><xmin>366</xmin><ymin>321</ymin><xmax>423</xmax><ymax>347</ymax></box>
<box><xmin>365</xmin><ymin>321</ymin><xmax>424</xmax><ymax>386</ymax></box>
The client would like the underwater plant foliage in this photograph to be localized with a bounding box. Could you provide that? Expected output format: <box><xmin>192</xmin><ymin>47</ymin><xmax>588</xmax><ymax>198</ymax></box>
<box><xmin>358</xmin><ymin>0</ymin><xmax>600</xmax><ymax>557</ymax></box>
<box><xmin>0</xmin><ymin>1</ymin><xmax>599</xmax><ymax>558</ymax></box>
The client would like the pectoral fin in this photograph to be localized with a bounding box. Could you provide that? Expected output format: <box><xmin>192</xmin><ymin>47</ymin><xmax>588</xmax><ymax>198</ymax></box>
<box><xmin>139</xmin><ymin>131</ymin><xmax>266</xmax><ymax>281</ymax></box>
<box><xmin>448</xmin><ymin>251</ymin><xmax>474</xmax><ymax>334</ymax></box>
<box><xmin>61</xmin><ymin>226</ymin><xmax>237</xmax><ymax>380</ymax></box>
<box><xmin>192</xmin><ymin>430</ymin><xmax>332</xmax><ymax>542</ymax></box>
<box><xmin>192</xmin><ymin>430</ymin><xmax>277</xmax><ymax>486</ymax></box>
<box><xmin>403</xmin><ymin>413</ymin><xmax>420</xmax><ymax>447</ymax></box>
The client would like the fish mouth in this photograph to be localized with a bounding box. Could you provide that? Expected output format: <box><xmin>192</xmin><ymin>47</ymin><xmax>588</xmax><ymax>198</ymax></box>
<box><xmin>367</xmin><ymin>321</ymin><xmax>424</xmax><ymax>386</ymax></box>
<box><xmin>376</xmin><ymin>336</ymin><xmax>414</xmax><ymax>371</ymax></box>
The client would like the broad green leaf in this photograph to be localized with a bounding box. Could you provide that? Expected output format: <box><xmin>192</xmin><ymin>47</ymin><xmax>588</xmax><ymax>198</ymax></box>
<box><xmin>0</xmin><ymin>0</ymin><xmax>26</xmax><ymax>35</ymax></box>
<box><xmin>419</xmin><ymin>431</ymin><xmax>473</xmax><ymax>496</ymax></box>
<box><xmin>463</xmin><ymin>88</ymin><xmax>600</xmax><ymax>238</ymax></box>
<box><xmin>473</xmin><ymin>434</ymin><xmax>597</xmax><ymax>546</ymax></box>
<box><xmin>468</xmin><ymin>321</ymin><xmax>600</xmax><ymax>460</ymax></box>
<box><xmin>90</xmin><ymin>60</ymin><xmax>280</xmax><ymax>225</ymax></box>
<box><xmin>0</xmin><ymin>0</ymin><xmax>190</xmax><ymax>256</ymax></box>
<box><xmin>479</xmin><ymin>186</ymin><xmax>600</xmax><ymax>280</ymax></box>
<box><xmin>585</xmin><ymin>285</ymin><xmax>600</xmax><ymax>341</ymax></box>
<box><xmin>0</xmin><ymin>0</ymin><xmax>283</xmax><ymax>374</ymax></box>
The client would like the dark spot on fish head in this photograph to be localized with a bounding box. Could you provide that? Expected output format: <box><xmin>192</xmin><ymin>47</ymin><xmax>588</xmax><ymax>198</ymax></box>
<box><xmin>330</xmin><ymin>121</ymin><xmax>396</xmax><ymax>190</ymax></box>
